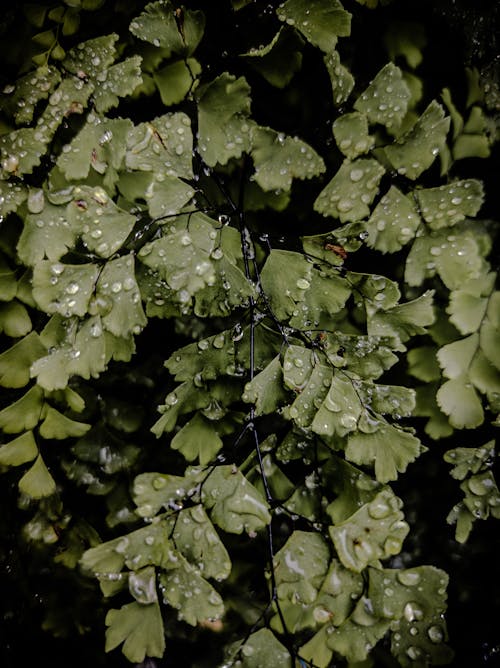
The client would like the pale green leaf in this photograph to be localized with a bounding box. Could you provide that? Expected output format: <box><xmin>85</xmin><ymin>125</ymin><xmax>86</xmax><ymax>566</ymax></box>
<box><xmin>18</xmin><ymin>454</ymin><xmax>56</xmax><ymax>499</ymax></box>
<box><xmin>36</xmin><ymin>76</ymin><xmax>93</xmax><ymax>142</ymax></box>
<box><xmin>453</xmin><ymin>133</ymin><xmax>490</xmax><ymax>161</ymax></box>
<box><xmin>448</xmin><ymin>288</ymin><xmax>489</xmax><ymax>335</ymax></box>
<box><xmin>128</xmin><ymin>565</ymin><xmax>158</xmax><ymax>604</ymax></box>
<box><xmin>250</xmin><ymin>127</ymin><xmax>325</xmax><ymax>192</ymax></box>
<box><xmin>383</xmin><ymin>101</ymin><xmax>450</xmax><ymax>179</ymax></box>
<box><xmin>133</xmin><ymin>471</ymin><xmax>196</xmax><ymax>518</ymax></box>
<box><xmin>332</xmin><ymin>111</ymin><xmax>374</xmax><ymax>159</ymax></box>
<box><xmin>0</xmin><ymin>127</ymin><xmax>47</xmax><ymax>177</ymax></box>
<box><xmin>0</xmin><ymin>430</ymin><xmax>38</xmax><ymax>467</ymax></box>
<box><xmin>159</xmin><ymin>554</ymin><xmax>224</xmax><ymax>625</ymax></box>
<box><xmin>354</xmin><ymin>63</ymin><xmax>411</xmax><ymax>130</ymax></box>
<box><xmin>153</xmin><ymin>58</ymin><xmax>200</xmax><ymax>106</ymax></box>
<box><xmin>346</xmin><ymin>423</ymin><xmax>422</xmax><ymax>482</ymax></box>
<box><xmin>125</xmin><ymin>113</ymin><xmax>193</xmax><ymax>180</ymax></box>
<box><xmin>196</xmin><ymin>73</ymin><xmax>253</xmax><ymax>167</ymax></box>
<box><xmin>118</xmin><ymin>172</ymin><xmax>194</xmax><ymax>220</ymax></box>
<box><xmin>130</xmin><ymin>1</ymin><xmax>205</xmax><ymax>56</ymax></box>
<box><xmin>105</xmin><ymin>600</ymin><xmax>165</xmax><ymax>663</ymax></box>
<box><xmin>151</xmin><ymin>380</ymin><xmax>211</xmax><ymax>435</ymax></box>
<box><xmin>171</xmin><ymin>413</ymin><xmax>223</xmax><ymax>464</ymax></box>
<box><xmin>330</xmin><ymin>488</ymin><xmax>409</xmax><ymax>571</ymax></box>
<box><xmin>0</xmin><ymin>301</ymin><xmax>32</xmax><ymax>338</ymax></box>
<box><xmin>64</xmin><ymin>34</ymin><xmax>118</xmax><ymax>77</ymax></box>
<box><xmin>436</xmin><ymin>376</ymin><xmax>484</xmax><ymax>428</ymax></box>
<box><xmin>311</xmin><ymin>372</ymin><xmax>362</xmax><ymax>438</ymax></box>
<box><xmin>0</xmin><ymin>385</ymin><xmax>44</xmax><ymax>433</ymax></box>
<box><xmin>277</xmin><ymin>0</ymin><xmax>351</xmax><ymax>53</ymax></box>
<box><xmin>414</xmin><ymin>384</ymin><xmax>454</xmax><ymax>440</ymax></box>
<box><xmin>282</xmin><ymin>347</ymin><xmax>332</xmax><ymax>428</ymax></box>
<box><xmin>324</xmin><ymin>330</ymin><xmax>399</xmax><ymax>379</ymax></box>
<box><xmin>437</xmin><ymin>333</ymin><xmax>478</xmax><ymax>379</ymax></box>
<box><xmin>416</xmin><ymin>179</ymin><xmax>484</xmax><ymax>229</ymax></box>
<box><xmin>202</xmin><ymin>465</ymin><xmax>271</xmax><ymax>535</ymax></box>
<box><xmin>32</xmin><ymin>261</ymin><xmax>99</xmax><ymax>318</ymax></box>
<box><xmin>231</xmin><ymin>629</ymin><xmax>291</xmax><ymax>668</ymax></box>
<box><xmin>242</xmin><ymin>355</ymin><xmax>288</xmax><ymax>415</ymax></box>
<box><xmin>314</xmin><ymin>158</ymin><xmax>385</xmax><ymax>223</ymax></box>
<box><xmin>39</xmin><ymin>405</ymin><xmax>91</xmax><ymax>439</ymax></box>
<box><xmin>480</xmin><ymin>321</ymin><xmax>500</xmax><ymax>371</ymax></box>
<box><xmin>365</xmin><ymin>186</ymin><xmax>420</xmax><ymax>253</ymax></box>
<box><xmin>0</xmin><ymin>332</ymin><xmax>46</xmax><ymax>388</ymax></box>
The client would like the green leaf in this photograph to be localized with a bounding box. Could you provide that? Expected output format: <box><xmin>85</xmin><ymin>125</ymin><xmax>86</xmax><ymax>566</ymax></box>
<box><xmin>81</xmin><ymin>521</ymin><xmax>173</xmax><ymax>575</ymax></box>
<box><xmin>171</xmin><ymin>412</ymin><xmax>223</xmax><ymax>464</ymax></box>
<box><xmin>151</xmin><ymin>380</ymin><xmax>210</xmax><ymax>435</ymax></box>
<box><xmin>346</xmin><ymin>423</ymin><xmax>422</xmax><ymax>483</ymax></box>
<box><xmin>133</xmin><ymin>471</ymin><xmax>195</xmax><ymax>518</ymax></box>
<box><xmin>0</xmin><ymin>301</ymin><xmax>32</xmax><ymax>338</ymax></box>
<box><xmin>64</xmin><ymin>34</ymin><xmax>118</xmax><ymax>77</ymax></box>
<box><xmin>329</xmin><ymin>488</ymin><xmax>409</xmax><ymax>571</ymax></box>
<box><xmin>436</xmin><ymin>376</ymin><xmax>484</xmax><ymax>429</ymax></box>
<box><xmin>202</xmin><ymin>465</ymin><xmax>271</xmax><ymax>535</ymax></box>
<box><xmin>38</xmin><ymin>405</ymin><xmax>90</xmax><ymax>439</ymax></box>
<box><xmin>369</xmin><ymin>566</ymin><xmax>453</xmax><ymax>666</ymax></box>
<box><xmin>405</xmin><ymin>227</ymin><xmax>484</xmax><ymax>289</ymax></box>
<box><xmin>196</xmin><ymin>73</ymin><xmax>253</xmax><ymax>167</ymax></box>
<box><xmin>324</xmin><ymin>456</ymin><xmax>382</xmax><ymax>523</ymax></box>
<box><xmin>57</xmin><ymin>118</ymin><xmax>132</xmax><ymax>181</ymax></box>
<box><xmin>0</xmin><ymin>332</ymin><xmax>46</xmax><ymax>388</ymax></box>
<box><xmin>228</xmin><ymin>629</ymin><xmax>291</xmax><ymax>668</ymax></box>
<box><xmin>0</xmin><ymin>182</ymin><xmax>28</xmax><ymax>218</ymax></box>
<box><xmin>437</xmin><ymin>333</ymin><xmax>478</xmax><ymax>379</ymax></box>
<box><xmin>383</xmin><ymin>101</ymin><xmax>450</xmax><ymax>179</ymax></box>
<box><xmin>105</xmin><ymin>600</ymin><xmax>165</xmax><ymax>663</ymax></box>
<box><xmin>67</xmin><ymin>186</ymin><xmax>136</xmax><ymax>258</ymax></box>
<box><xmin>447</xmin><ymin>280</ymin><xmax>492</xmax><ymax>335</ymax></box>
<box><xmin>95</xmin><ymin>255</ymin><xmax>146</xmax><ymax>337</ymax></box>
<box><xmin>125</xmin><ymin>112</ymin><xmax>193</xmax><ymax>180</ymax></box>
<box><xmin>159</xmin><ymin>553</ymin><xmax>224</xmax><ymax>625</ymax></box>
<box><xmin>0</xmin><ymin>430</ymin><xmax>38</xmax><ymax>466</ymax></box>
<box><xmin>128</xmin><ymin>565</ymin><xmax>158</xmax><ymax>604</ymax></box>
<box><xmin>326</xmin><ymin>598</ymin><xmax>392</xmax><ymax>662</ymax></box>
<box><xmin>260</xmin><ymin>250</ymin><xmax>351</xmax><ymax>328</ymax></box>
<box><xmin>0</xmin><ymin>385</ymin><xmax>44</xmax><ymax>433</ymax></box>
<box><xmin>93</xmin><ymin>56</ymin><xmax>143</xmax><ymax>113</ymax></box>
<box><xmin>0</xmin><ymin>127</ymin><xmax>48</xmax><ymax>177</ymax></box>
<box><xmin>32</xmin><ymin>261</ymin><xmax>99</xmax><ymax>318</ymax></box>
<box><xmin>277</xmin><ymin>0</ymin><xmax>351</xmax><ymax>53</ymax></box>
<box><xmin>311</xmin><ymin>372</ymin><xmax>362</xmax><ymax>438</ymax></box>
<box><xmin>130</xmin><ymin>1</ymin><xmax>205</xmax><ymax>56</ymax></box>
<box><xmin>416</xmin><ymin>179</ymin><xmax>484</xmax><ymax>229</ymax></box>
<box><xmin>407</xmin><ymin>346</ymin><xmax>441</xmax><ymax>382</ymax></box>
<box><xmin>332</xmin><ymin>111</ymin><xmax>374</xmax><ymax>159</ymax></box>
<box><xmin>282</xmin><ymin>347</ymin><xmax>332</xmax><ymax>428</ymax></box>
<box><xmin>354</xmin><ymin>62</ymin><xmax>411</xmax><ymax>130</ymax></box>
<box><xmin>165</xmin><ymin>504</ymin><xmax>231</xmax><ymax>580</ymax></box>
<box><xmin>444</xmin><ymin>441</ymin><xmax>495</xmax><ymax>480</ymax></box>
<box><xmin>242</xmin><ymin>355</ymin><xmax>288</xmax><ymax>415</ymax></box>
<box><xmin>368</xmin><ymin>290</ymin><xmax>435</xmax><ymax>347</ymax></box>
<box><xmin>314</xmin><ymin>158</ymin><xmax>385</xmax><ymax>223</ymax></box>
<box><xmin>414</xmin><ymin>384</ymin><xmax>454</xmax><ymax>440</ymax></box>
<box><xmin>365</xmin><ymin>186</ymin><xmax>420</xmax><ymax>253</ymax></box>
<box><xmin>1</xmin><ymin>66</ymin><xmax>61</xmax><ymax>125</ymax></box>
<box><xmin>17</xmin><ymin>202</ymin><xmax>78</xmax><ymax>266</ymax></box>
<box><xmin>250</xmin><ymin>126</ymin><xmax>325</xmax><ymax>192</ymax></box>
<box><xmin>274</xmin><ymin>531</ymin><xmax>330</xmax><ymax>606</ymax></box>
<box><xmin>153</xmin><ymin>58</ymin><xmax>201</xmax><ymax>106</ymax></box>
<box><xmin>18</xmin><ymin>454</ymin><xmax>56</xmax><ymax>499</ymax></box>
<box><xmin>324</xmin><ymin>50</ymin><xmax>354</xmax><ymax>106</ymax></box>
<box><xmin>242</xmin><ymin>27</ymin><xmax>304</xmax><ymax>88</ymax></box>
<box><xmin>384</xmin><ymin>21</ymin><xmax>427</xmax><ymax>69</ymax></box>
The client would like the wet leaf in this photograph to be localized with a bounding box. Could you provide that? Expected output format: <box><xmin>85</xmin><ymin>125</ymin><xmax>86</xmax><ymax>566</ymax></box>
<box><xmin>17</xmin><ymin>202</ymin><xmax>78</xmax><ymax>266</ymax></box>
<box><xmin>365</xmin><ymin>186</ymin><xmax>420</xmax><ymax>253</ymax></box>
<box><xmin>416</xmin><ymin>179</ymin><xmax>484</xmax><ymax>229</ymax></box>
<box><xmin>96</xmin><ymin>255</ymin><xmax>146</xmax><ymax>337</ymax></box>
<box><xmin>324</xmin><ymin>50</ymin><xmax>354</xmax><ymax>106</ymax></box>
<box><xmin>383</xmin><ymin>101</ymin><xmax>450</xmax><ymax>179</ymax></box>
<box><xmin>277</xmin><ymin>0</ymin><xmax>351</xmax><ymax>53</ymax></box>
<box><xmin>202</xmin><ymin>465</ymin><xmax>271</xmax><ymax>535</ymax></box>
<box><xmin>333</xmin><ymin>111</ymin><xmax>374</xmax><ymax>159</ymax></box>
<box><xmin>242</xmin><ymin>355</ymin><xmax>288</xmax><ymax>415</ymax></box>
<box><xmin>314</xmin><ymin>158</ymin><xmax>385</xmax><ymax>223</ymax></box>
<box><xmin>330</xmin><ymin>488</ymin><xmax>409</xmax><ymax>571</ymax></box>
<box><xmin>242</xmin><ymin>27</ymin><xmax>304</xmax><ymax>88</ymax></box>
<box><xmin>32</xmin><ymin>261</ymin><xmax>99</xmax><ymax>318</ymax></box>
<box><xmin>354</xmin><ymin>62</ymin><xmax>411</xmax><ymax>130</ymax></box>
<box><xmin>250</xmin><ymin>126</ymin><xmax>325</xmax><ymax>192</ymax></box>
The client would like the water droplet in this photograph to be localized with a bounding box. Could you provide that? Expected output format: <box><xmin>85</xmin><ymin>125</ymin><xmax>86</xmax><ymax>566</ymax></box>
<box><xmin>66</xmin><ymin>282</ymin><xmax>80</xmax><ymax>295</ymax></box>
<box><xmin>404</xmin><ymin>601</ymin><xmax>424</xmax><ymax>622</ymax></box>
<box><xmin>350</xmin><ymin>168</ymin><xmax>364</xmax><ymax>182</ymax></box>
<box><xmin>111</xmin><ymin>281</ymin><xmax>122</xmax><ymax>293</ymax></box>
<box><xmin>296</xmin><ymin>278</ymin><xmax>310</xmax><ymax>290</ymax></box>
<box><xmin>428</xmin><ymin>625</ymin><xmax>444</xmax><ymax>643</ymax></box>
<box><xmin>397</xmin><ymin>570</ymin><xmax>421</xmax><ymax>586</ymax></box>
